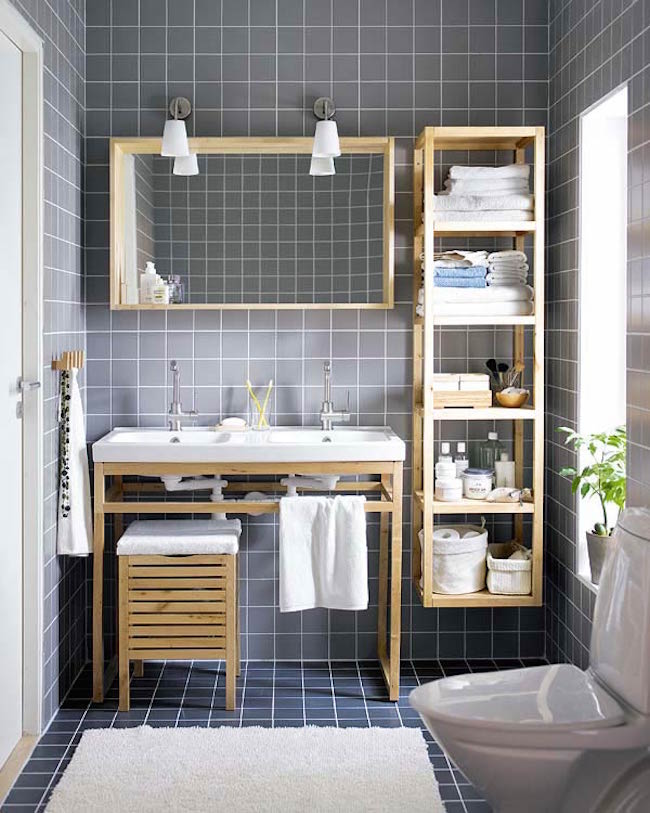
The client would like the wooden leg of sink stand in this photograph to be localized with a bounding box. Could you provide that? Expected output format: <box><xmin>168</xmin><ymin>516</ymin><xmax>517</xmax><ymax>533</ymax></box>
<box><xmin>388</xmin><ymin>462</ymin><xmax>403</xmax><ymax>702</ymax></box>
<box><xmin>92</xmin><ymin>463</ymin><xmax>105</xmax><ymax>702</ymax></box>
<box><xmin>377</xmin><ymin>475</ymin><xmax>390</xmax><ymax>665</ymax></box>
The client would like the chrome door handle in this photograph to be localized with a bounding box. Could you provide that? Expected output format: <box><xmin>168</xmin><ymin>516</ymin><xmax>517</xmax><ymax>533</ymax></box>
<box><xmin>17</xmin><ymin>377</ymin><xmax>41</xmax><ymax>392</ymax></box>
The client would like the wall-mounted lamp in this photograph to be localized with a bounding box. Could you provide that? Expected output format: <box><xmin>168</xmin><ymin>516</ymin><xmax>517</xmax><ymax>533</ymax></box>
<box><xmin>309</xmin><ymin>156</ymin><xmax>335</xmax><ymax>176</ymax></box>
<box><xmin>312</xmin><ymin>96</ymin><xmax>340</xmax><ymax>160</ymax></box>
<box><xmin>173</xmin><ymin>154</ymin><xmax>199</xmax><ymax>176</ymax></box>
<box><xmin>161</xmin><ymin>97</ymin><xmax>191</xmax><ymax>158</ymax></box>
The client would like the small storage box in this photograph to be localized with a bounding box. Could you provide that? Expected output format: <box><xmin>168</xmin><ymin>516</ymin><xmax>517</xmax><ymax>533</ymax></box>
<box><xmin>486</xmin><ymin>542</ymin><xmax>532</xmax><ymax>595</ymax></box>
<box><xmin>420</xmin><ymin>525</ymin><xmax>488</xmax><ymax>594</ymax></box>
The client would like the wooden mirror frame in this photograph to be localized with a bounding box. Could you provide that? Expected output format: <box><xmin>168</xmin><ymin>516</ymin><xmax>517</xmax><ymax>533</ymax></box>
<box><xmin>110</xmin><ymin>136</ymin><xmax>394</xmax><ymax>310</ymax></box>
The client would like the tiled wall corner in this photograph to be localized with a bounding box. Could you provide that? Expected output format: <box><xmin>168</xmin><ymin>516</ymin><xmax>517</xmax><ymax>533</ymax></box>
<box><xmin>546</xmin><ymin>0</ymin><xmax>650</xmax><ymax>667</ymax></box>
<box><xmin>8</xmin><ymin>0</ymin><xmax>87</xmax><ymax>725</ymax></box>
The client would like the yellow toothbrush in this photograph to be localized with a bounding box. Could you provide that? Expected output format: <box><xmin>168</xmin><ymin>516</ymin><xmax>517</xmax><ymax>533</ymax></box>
<box><xmin>258</xmin><ymin>379</ymin><xmax>274</xmax><ymax>428</ymax></box>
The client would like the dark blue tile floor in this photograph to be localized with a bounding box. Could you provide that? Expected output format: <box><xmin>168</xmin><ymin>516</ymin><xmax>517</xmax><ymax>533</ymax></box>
<box><xmin>1</xmin><ymin>658</ymin><xmax>547</xmax><ymax>812</ymax></box>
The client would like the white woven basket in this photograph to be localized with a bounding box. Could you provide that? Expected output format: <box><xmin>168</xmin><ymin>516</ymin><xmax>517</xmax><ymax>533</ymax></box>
<box><xmin>420</xmin><ymin>525</ymin><xmax>487</xmax><ymax>594</ymax></box>
<box><xmin>486</xmin><ymin>542</ymin><xmax>532</xmax><ymax>595</ymax></box>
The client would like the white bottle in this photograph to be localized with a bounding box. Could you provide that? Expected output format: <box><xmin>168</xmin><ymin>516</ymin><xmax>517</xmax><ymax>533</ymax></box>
<box><xmin>495</xmin><ymin>452</ymin><xmax>516</xmax><ymax>488</ymax></box>
<box><xmin>152</xmin><ymin>278</ymin><xmax>170</xmax><ymax>304</ymax></box>
<box><xmin>435</xmin><ymin>442</ymin><xmax>456</xmax><ymax>480</ymax></box>
<box><xmin>454</xmin><ymin>442</ymin><xmax>469</xmax><ymax>477</ymax></box>
<box><xmin>140</xmin><ymin>261</ymin><xmax>158</xmax><ymax>304</ymax></box>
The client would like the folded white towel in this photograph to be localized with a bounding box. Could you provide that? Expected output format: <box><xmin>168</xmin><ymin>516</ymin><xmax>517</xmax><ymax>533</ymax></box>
<box><xmin>449</xmin><ymin>164</ymin><xmax>530</xmax><ymax>180</ymax></box>
<box><xmin>433</xmin><ymin>209</ymin><xmax>534</xmax><ymax>222</ymax></box>
<box><xmin>57</xmin><ymin>369</ymin><xmax>93</xmax><ymax>556</ymax></box>
<box><xmin>279</xmin><ymin>496</ymin><xmax>368</xmax><ymax>612</ymax></box>
<box><xmin>433</xmin><ymin>193</ymin><xmax>534</xmax><ymax>211</ymax></box>
<box><xmin>487</xmin><ymin>274</ymin><xmax>528</xmax><ymax>285</ymax></box>
<box><xmin>116</xmin><ymin>519</ymin><xmax>242</xmax><ymax>555</ymax></box>
<box><xmin>420</xmin><ymin>250</ymin><xmax>489</xmax><ymax>267</ymax></box>
<box><xmin>432</xmin><ymin>284</ymin><xmax>534</xmax><ymax>304</ymax></box>
<box><xmin>444</xmin><ymin>178</ymin><xmax>529</xmax><ymax>194</ymax></box>
<box><xmin>489</xmin><ymin>261</ymin><xmax>529</xmax><ymax>271</ymax></box>
<box><xmin>416</xmin><ymin>299</ymin><xmax>534</xmax><ymax>318</ymax></box>
<box><xmin>488</xmin><ymin>250</ymin><xmax>528</xmax><ymax>261</ymax></box>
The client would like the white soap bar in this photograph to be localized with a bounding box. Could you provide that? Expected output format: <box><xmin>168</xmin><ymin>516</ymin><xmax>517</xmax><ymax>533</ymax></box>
<box><xmin>217</xmin><ymin>416</ymin><xmax>248</xmax><ymax>430</ymax></box>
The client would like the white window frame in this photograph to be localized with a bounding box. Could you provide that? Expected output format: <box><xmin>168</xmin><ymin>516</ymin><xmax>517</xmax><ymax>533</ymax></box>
<box><xmin>577</xmin><ymin>84</ymin><xmax>628</xmax><ymax>584</ymax></box>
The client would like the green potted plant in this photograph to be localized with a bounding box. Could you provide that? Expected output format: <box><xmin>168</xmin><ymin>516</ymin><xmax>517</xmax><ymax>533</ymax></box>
<box><xmin>557</xmin><ymin>425</ymin><xmax>626</xmax><ymax>584</ymax></box>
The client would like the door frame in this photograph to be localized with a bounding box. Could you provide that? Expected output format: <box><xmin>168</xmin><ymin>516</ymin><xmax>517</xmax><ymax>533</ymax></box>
<box><xmin>0</xmin><ymin>0</ymin><xmax>44</xmax><ymax>738</ymax></box>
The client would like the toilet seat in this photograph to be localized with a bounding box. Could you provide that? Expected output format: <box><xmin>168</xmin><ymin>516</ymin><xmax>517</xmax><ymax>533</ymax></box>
<box><xmin>413</xmin><ymin>664</ymin><xmax>625</xmax><ymax>733</ymax></box>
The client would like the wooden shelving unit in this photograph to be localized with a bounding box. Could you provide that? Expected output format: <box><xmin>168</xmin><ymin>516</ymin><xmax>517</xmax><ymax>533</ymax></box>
<box><xmin>412</xmin><ymin>126</ymin><xmax>545</xmax><ymax>609</ymax></box>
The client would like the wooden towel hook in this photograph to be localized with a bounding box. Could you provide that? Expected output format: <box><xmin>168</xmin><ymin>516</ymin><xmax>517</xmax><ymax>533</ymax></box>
<box><xmin>52</xmin><ymin>350</ymin><xmax>85</xmax><ymax>370</ymax></box>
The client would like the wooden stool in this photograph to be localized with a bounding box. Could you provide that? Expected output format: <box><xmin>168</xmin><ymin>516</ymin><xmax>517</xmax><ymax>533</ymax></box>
<box><xmin>117</xmin><ymin>520</ymin><xmax>240</xmax><ymax>712</ymax></box>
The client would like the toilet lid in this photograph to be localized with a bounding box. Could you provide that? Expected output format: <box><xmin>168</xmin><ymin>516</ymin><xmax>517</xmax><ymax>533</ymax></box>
<box><xmin>411</xmin><ymin>664</ymin><xmax>625</xmax><ymax>731</ymax></box>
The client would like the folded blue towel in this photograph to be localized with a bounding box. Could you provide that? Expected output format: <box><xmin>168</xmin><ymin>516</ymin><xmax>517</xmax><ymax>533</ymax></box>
<box><xmin>433</xmin><ymin>265</ymin><xmax>488</xmax><ymax>279</ymax></box>
<box><xmin>433</xmin><ymin>277</ymin><xmax>487</xmax><ymax>288</ymax></box>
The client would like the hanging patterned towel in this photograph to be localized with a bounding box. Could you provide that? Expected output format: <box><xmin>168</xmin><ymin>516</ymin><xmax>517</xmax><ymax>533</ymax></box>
<box><xmin>57</xmin><ymin>369</ymin><xmax>93</xmax><ymax>556</ymax></box>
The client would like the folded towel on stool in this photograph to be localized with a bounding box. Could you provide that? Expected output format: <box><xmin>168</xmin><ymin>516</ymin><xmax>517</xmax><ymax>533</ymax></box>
<box><xmin>116</xmin><ymin>519</ymin><xmax>241</xmax><ymax>555</ymax></box>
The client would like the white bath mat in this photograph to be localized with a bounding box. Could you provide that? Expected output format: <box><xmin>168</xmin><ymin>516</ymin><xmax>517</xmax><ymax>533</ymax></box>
<box><xmin>46</xmin><ymin>725</ymin><xmax>442</xmax><ymax>812</ymax></box>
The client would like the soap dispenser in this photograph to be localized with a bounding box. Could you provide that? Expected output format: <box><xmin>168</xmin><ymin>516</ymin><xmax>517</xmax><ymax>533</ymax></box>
<box><xmin>140</xmin><ymin>261</ymin><xmax>158</xmax><ymax>304</ymax></box>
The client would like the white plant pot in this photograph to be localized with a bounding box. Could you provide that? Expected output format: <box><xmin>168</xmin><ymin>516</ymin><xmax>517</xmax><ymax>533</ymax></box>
<box><xmin>586</xmin><ymin>531</ymin><xmax>611</xmax><ymax>585</ymax></box>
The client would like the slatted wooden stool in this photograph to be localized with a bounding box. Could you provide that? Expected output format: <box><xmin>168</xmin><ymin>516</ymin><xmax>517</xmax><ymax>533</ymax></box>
<box><xmin>117</xmin><ymin>519</ymin><xmax>241</xmax><ymax>712</ymax></box>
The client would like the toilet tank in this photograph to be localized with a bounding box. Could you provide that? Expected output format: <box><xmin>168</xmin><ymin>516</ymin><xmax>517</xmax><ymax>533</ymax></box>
<box><xmin>590</xmin><ymin>507</ymin><xmax>650</xmax><ymax>714</ymax></box>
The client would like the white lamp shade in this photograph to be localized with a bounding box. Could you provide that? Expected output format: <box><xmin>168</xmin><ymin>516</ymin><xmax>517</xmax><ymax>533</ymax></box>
<box><xmin>309</xmin><ymin>156</ymin><xmax>335</xmax><ymax>176</ymax></box>
<box><xmin>173</xmin><ymin>154</ymin><xmax>199</xmax><ymax>176</ymax></box>
<box><xmin>312</xmin><ymin>119</ymin><xmax>341</xmax><ymax>158</ymax></box>
<box><xmin>161</xmin><ymin>119</ymin><xmax>190</xmax><ymax>157</ymax></box>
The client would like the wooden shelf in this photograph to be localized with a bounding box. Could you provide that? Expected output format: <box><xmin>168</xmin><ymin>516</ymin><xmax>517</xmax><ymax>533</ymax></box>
<box><xmin>432</xmin><ymin>406</ymin><xmax>535</xmax><ymax>420</ymax></box>
<box><xmin>414</xmin><ymin>491</ymin><xmax>535</xmax><ymax>514</ymax></box>
<box><xmin>432</xmin><ymin>314</ymin><xmax>536</xmax><ymax>326</ymax></box>
<box><xmin>417</xmin><ymin>221</ymin><xmax>535</xmax><ymax>238</ymax></box>
<box><xmin>411</xmin><ymin>125</ymin><xmax>545</xmax><ymax>609</ymax></box>
<box><xmin>413</xmin><ymin>581</ymin><xmax>538</xmax><ymax>608</ymax></box>
<box><xmin>415</xmin><ymin>404</ymin><xmax>536</xmax><ymax>420</ymax></box>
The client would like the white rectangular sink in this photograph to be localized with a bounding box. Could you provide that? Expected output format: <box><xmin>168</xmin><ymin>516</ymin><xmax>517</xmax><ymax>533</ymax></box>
<box><xmin>92</xmin><ymin>426</ymin><xmax>406</xmax><ymax>464</ymax></box>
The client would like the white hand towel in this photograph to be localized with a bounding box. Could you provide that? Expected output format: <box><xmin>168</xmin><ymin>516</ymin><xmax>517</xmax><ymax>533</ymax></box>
<box><xmin>444</xmin><ymin>178</ymin><xmax>529</xmax><ymax>194</ymax></box>
<box><xmin>57</xmin><ymin>369</ymin><xmax>93</xmax><ymax>556</ymax></box>
<box><xmin>433</xmin><ymin>193</ymin><xmax>534</xmax><ymax>211</ymax></box>
<box><xmin>279</xmin><ymin>495</ymin><xmax>368</xmax><ymax>612</ymax></box>
<box><xmin>449</xmin><ymin>164</ymin><xmax>530</xmax><ymax>180</ymax></box>
<box><xmin>432</xmin><ymin>209</ymin><xmax>533</xmax><ymax>221</ymax></box>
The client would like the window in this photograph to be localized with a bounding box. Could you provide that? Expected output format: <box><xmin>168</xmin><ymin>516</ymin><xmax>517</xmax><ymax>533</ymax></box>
<box><xmin>578</xmin><ymin>85</ymin><xmax>628</xmax><ymax>579</ymax></box>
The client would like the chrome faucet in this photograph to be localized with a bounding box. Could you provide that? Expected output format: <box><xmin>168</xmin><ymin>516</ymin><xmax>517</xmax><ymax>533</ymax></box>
<box><xmin>319</xmin><ymin>361</ymin><xmax>350</xmax><ymax>431</ymax></box>
<box><xmin>168</xmin><ymin>360</ymin><xmax>198</xmax><ymax>431</ymax></box>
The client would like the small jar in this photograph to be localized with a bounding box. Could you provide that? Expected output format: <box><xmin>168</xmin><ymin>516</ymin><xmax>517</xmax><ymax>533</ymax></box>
<box><xmin>167</xmin><ymin>275</ymin><xmax>184</xmax><ymax>304</ymax></box>
<box><xmin>462</xmin><ymin>468</ymin><xmax>494</xmax><ymax>500</ymax></box>
<box><xmin>435</xmin><ymin>477</ymin><xmax>463</xmax><ymax>502</ymax></box>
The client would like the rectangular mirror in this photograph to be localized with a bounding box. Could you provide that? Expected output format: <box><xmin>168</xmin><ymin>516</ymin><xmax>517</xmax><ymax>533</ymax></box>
<box><xmin>111</xmin><ymin>137</ymin><xmax>394</xmax><ymax>309</ymax></box>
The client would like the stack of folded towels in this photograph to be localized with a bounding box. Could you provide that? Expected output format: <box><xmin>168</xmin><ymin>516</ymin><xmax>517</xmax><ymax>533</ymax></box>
<box><xmin>433</xmin><ymin>164</ymin><xmax>533</xmax><ymax>222</ymax></box>
<box><xmin>430</xmin><ymin>249</ymin><xmax>488</xmax><ymax>288</ymax></box>
<box><xmin>416</xmin><ymin>248</ymin><xmax>534</xmax><ymax>318</ymax></box>
<box><xmin>487</xmin><ymin>250</ymin><xmax>529</xmax><ymax>285</ymax></box>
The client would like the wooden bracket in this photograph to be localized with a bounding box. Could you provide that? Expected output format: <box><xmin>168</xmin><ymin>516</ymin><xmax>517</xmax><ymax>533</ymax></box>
<box><xmin>52</xmin><ymin>350</ymin><xmax>85</xmax><ymax>370</ymax></box>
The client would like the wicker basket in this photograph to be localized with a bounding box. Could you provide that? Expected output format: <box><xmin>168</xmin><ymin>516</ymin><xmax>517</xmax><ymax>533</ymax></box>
<box><xmin>486</xmin><ymin>542</ymin><xmax>532</xmax><ymax>595</ymax></box>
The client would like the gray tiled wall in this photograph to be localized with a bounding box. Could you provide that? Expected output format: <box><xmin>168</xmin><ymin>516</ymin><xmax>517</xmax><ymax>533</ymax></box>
<box><xmin>9</xmin><ymin>0</ymin><xmax>86</xmax><ymax>725</ymax></box>
<box><xmin>85</xmin><ymin>0</ymin><xmax>548</xmax><ymax>663</ymax></box>
<box><xmin>545</xmin><ymin>0</ymin><xmax>650</xmax><ymax>666</ymax></box>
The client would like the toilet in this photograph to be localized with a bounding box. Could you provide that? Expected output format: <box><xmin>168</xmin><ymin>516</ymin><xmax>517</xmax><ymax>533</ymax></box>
<box><xmin>410</xmin><ymin>508</ymin><xmax>650</xmax><ymax>813</ymax></box>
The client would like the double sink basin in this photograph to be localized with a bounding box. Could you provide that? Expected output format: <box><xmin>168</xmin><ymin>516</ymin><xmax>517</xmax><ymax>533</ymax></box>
<box><xmin>92</xmin><ymin>426</ymin><xmax>406</xmax><ymax>463</ymax></box>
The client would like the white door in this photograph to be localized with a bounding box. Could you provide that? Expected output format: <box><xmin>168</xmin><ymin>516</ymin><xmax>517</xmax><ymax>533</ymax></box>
<box><xmin>0</xmin><ymin>26</ymin><xmax>23</xmax><ymax>767</ymax></box>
